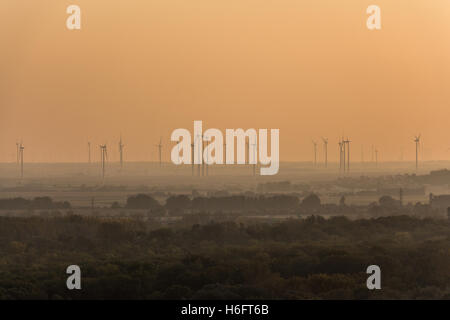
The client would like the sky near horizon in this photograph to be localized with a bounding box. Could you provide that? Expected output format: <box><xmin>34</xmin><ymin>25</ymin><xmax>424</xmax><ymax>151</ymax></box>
<box><xmin>1</xmin><ymin>1</ymin><xmax>450</xmax><ymax>163</ymax></box>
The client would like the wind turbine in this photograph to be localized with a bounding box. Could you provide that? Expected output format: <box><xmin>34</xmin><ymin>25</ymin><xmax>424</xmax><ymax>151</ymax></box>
<box><xmin>312</xmin><ymin>140</ymin><xmax>318</xmax><ymax>167</ymax></box>
<box><xmin>342</xmin><ymin>137</ymin><xmax>347</xmax><ymax>172</ymax></box>
<box><xmin>375</xmin><ymin>148</ymin><xmax>378</xmax><ymax>167</ymax></box>
<box><xmin>119</xmin><ymin>135</ymin><xmax>124</xmax><ymax>170</ymax></box>
<box><xmin>16</xmin><ymin>142</ymin><xmax>20</xmax><ymax>165</ymax></box>
<box><xmin>99</xmin><ymin>144</ymin><xmax>107</xmax><ymax>180</ymax></box>
<box><xmin>223</xmin><ymin>141</ymin><xmax>227</xmax><ymax>165</ymax></box>
<box><xmin>155</xmin><ymin>137</ymin><xmax>162</xmax><ymax>167</ymax></box>
<box><xmin>344</xmin><ymin>137</ymin><xmax>351</xmax><ymax>173</ymax></box>
<box><xmin>19</xmin><ymin>142</ymin><xmax>24</xmax><ymax>180</ymax></box>
<box><xmin>414</xmin><ymin>134</ymin><xmax>421</xmax><ymax>170</ymax></box>
<box><xmin>338</xmin><ymin>137</ymin><xmax>347</xmax><ymax>173</ymax></box>
<box><xmin>321</xmin><ymin>137</ymin><xmax>328</xmax><ymax>168</ymax></box>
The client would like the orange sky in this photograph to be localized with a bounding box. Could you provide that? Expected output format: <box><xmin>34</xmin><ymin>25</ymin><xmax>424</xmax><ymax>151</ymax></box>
<box><xmin>1</xmin><ymin>0</ymin><xmax>450</xmax><ymax>163</ymax></box>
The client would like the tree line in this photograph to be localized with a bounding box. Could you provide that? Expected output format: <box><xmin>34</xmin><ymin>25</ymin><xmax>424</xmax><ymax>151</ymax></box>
<box><xmin>0</xmin><ymin>197</ymin><xmax>71</xmax><ymax>210</ymax></box>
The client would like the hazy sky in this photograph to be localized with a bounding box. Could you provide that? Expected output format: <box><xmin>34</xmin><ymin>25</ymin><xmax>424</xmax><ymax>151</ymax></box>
<box><xmin>1</xmin><ymin>0</ymin><xmax>450</xmax><ymax>163</ymax></box>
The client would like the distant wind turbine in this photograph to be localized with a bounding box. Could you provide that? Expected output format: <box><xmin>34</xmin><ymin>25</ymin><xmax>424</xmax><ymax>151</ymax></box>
<box><xmin>344</xmin><ymin>137</ymin><xmax>351</xmax><ymax>173</ymax></box>
<box><xmin>16</xmin><ymin>142</ymin><xmax>20</xmax><ymax>165</ymax></box>
<box><xmin>414</xmin><ymin>134</ymin><xmax>421</xmax><ymax>170</ymax></box>
<box><xmin>322</xmin><ymin>137</ymin><xmax>328</xmax><ymax>168</ymax></box>
<box><xmin>100</xmin><ymin>144</ymin><xmax>107</xmax><ymax>180</ymax></box>
<box><xmin>342</xmin><ymin>137</ymin><xmax>346</xmax><ymax>172</ymax></box>
<box><xmin>19</xmin><ymin>142</ymin><xmax>24</xmax><ymax>180</ymax></box>
<box><xmin>312</xmin><ymin>140</ymin><xmax>318</xmax><ymax>167</ymax></box>
<box><xmin>155</xmin><ymin>137</ymin><xmax>163</xmax><ymax>167</ymax></box>
<box><xmin>119</xmin><ymin>135</ymin><xmax>125</xmax><ymax>170</ymax></box>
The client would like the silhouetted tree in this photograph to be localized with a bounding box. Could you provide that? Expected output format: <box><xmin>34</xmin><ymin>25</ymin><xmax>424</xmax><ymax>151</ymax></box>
<box><xmin>125</xmin><ymin>194</ymin><xmax>162</xmax><ymax>210</ymax></box>
<box><xmin>301</xmin><ymin>194</ymin><xmax>321</xmax><ymax>209</ymax></box>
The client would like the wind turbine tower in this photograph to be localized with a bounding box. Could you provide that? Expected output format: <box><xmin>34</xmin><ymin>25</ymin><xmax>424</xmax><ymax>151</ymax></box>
<box><xmin>99</xmin><ymin>144</ymin><xmax>107</xmax><ymax>181</ymax></box>
<box><xmin>342</xmin><ymin>137</ymin><xmax>347</xmax><ymax>172</ymax></box>
<box><xmin>344</xmin><ymin>137</ymin><xmax>351</xmax><ymax>173</ymax></box>
<box><xmin>156</xmin><ymin>137</ymin><xmax>163</xmax><ymax>168</ymax></box>
<box><xmin>223</xmin><ymin>142</ymin><xmax>227</xmax><ymax>165</ymax></box>
<box><xmin>414</xmin><ymin>135</ymin><xmax>421</xmax><ymax>170</ymax></box>
<box><xmin>19</xmin><ymin>142</ymin><xmax>24</xmax><ymax>180</ymax></box>
<box><xmin>312</xmin><ymin>140</ymin><xmax>317</xmax><ymax>167</ymax></box>
<box><xmin>16</xmin><ymin>142</ymin><xmax>20</xmax><ymax>165</ymax></box>
<box><xmin>119</xmin><ymin>136</ymin><xmax>124</xmax><ymax>170</ymax></box>
<box><xmin>322</xmin><ymin>137</ymin><xmax>328</xmax><ymax>168</ymax></box>
<box><xmin>375</xmin><ymin>148</ymin><xmax>378</xmax><ymax>167</ymax></box>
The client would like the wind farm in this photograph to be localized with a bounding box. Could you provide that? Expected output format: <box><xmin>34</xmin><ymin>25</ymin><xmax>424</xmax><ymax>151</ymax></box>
<box><xmin>5</xmin><ymin>132</ymin><xmax>443</xmax><ymax>179</ymax></box>
<box><xmin>3</xmin><ymin>131</ymin><xmax>449</xmax><ymax>208</ymax></box>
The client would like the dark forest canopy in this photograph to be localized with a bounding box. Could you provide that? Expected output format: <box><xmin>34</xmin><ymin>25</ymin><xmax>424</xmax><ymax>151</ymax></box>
<box><xmin>0</xmin><ymin>197</ymin><xmax>71</xmax><ymax>210</ymax></box>
<box><xmin>125</xmin><ymin>193</ymin><xmax>300</xmax><ymax>213</ymax></box>
<box><xmin>1</xmin><ymin>215</ymin><xmax>450</xmax><ymax>299</ymax></box>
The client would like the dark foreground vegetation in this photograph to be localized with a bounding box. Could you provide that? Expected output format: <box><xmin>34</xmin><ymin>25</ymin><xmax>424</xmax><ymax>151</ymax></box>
<box><xmin>1</xmin><ymin>214</ymin><xmax>450</xmax><ymax>299</ymax></box>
